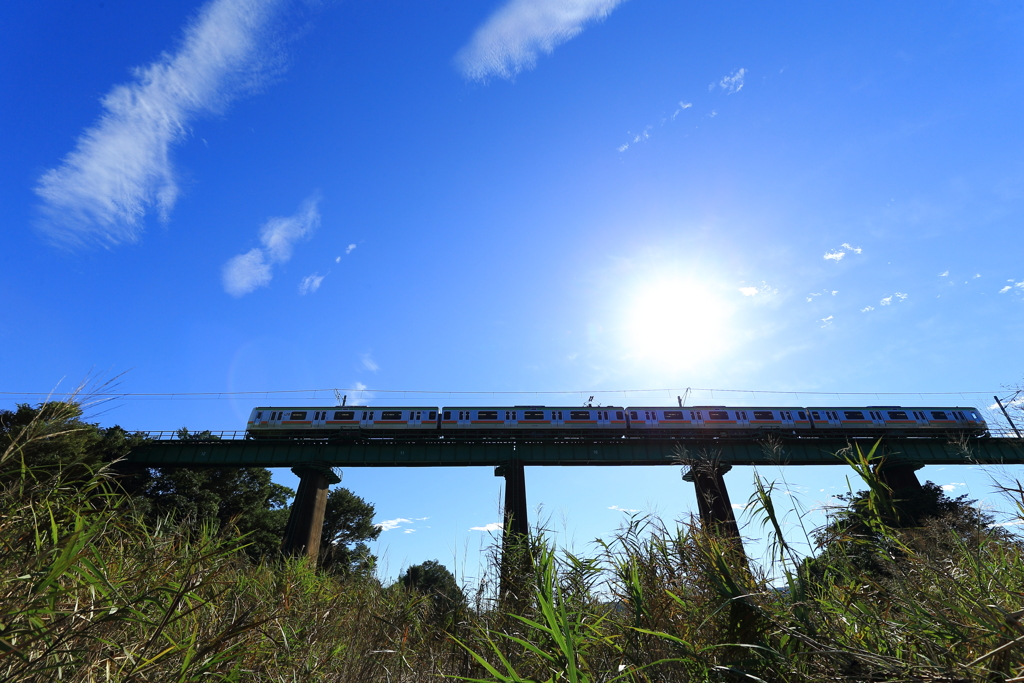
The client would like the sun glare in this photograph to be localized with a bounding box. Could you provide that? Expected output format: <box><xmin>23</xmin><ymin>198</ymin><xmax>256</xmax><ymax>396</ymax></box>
<box><xmin>621</xmin><ymin>279</ymin><xmax>733</xmax><ymax>370</ymax></box>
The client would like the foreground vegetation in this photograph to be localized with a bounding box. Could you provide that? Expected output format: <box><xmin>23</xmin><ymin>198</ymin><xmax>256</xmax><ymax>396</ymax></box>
<box><xmin>2</xmin><ymin>401</ymin><xmax>1024</xmax><ymax>681</ymax></box>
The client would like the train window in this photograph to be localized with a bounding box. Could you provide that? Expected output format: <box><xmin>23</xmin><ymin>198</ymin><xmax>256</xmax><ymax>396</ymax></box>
<box><xmin>429</xmin><ymin>411</ymin><xmax>437</xmax><ymax>420</ymax></box>
<box><xmin>811</xmin><ymin>412</ymin><xmax>820</xmax><ymax>419</ymax></box>
<box><xmin>335</xmin><ymin>411</ymin><xmax>354</xmax><ymax>420</ymax></box>
<box><xmin>708</xmin><ymin>411</ymin><xmax>729</xmax><ymax>420</ymax></box>
<box><xmin>523</xmin><ymin>410</ymin><xmax>544</xmax><ymax>420</ymax></box>
<box><xmin>885</xmin><ymin>411</ymin><xmax>907</xmax><ymax>420</ymax></box>
<box><xmin>663</xmin><ymin>410</ymin><xmax>685</xmax><ymax>420</ymax></box>
<box><xmin>569</xmin><ymin>411</ymin><xmax>591</xmax><ymax>420</ymax></box>
<box><xmin>380</xmin><ymin>411</ymin><xmax>402</xmax><ymax>420</ymax></box>
<box><xmin>478</xmin><ymin>410</ymin><xmax>499</xmax><ymax>420</ymax></box>
<box><xmin>843</xmin><ymin>411</ymin><xmax>864</xmax><ymax>420</ymax></box>
<box><xmin>630</xmin><ymin>411</ymin><xmax>638</xmax><ymax>420</ymax></box>
<box><xmin>290</xmin><ymin>411</ymin><xmax>307</xmax><ymax>420</ymax></box>
<box><xmin>752</xmin><ymin>411</ymin><xmax>775</xmax><ymax>420</ymax></box>
<box><xmin>443</xmin><ymin>411</ymin><xmax>450</xmax><ymax>420</ymax></box>
<box><xmin>930</xmin><ymin>411</ymin><xmax>948</xmax><ymax>420</ymax></box>
<box><xmin>362</xmin><ymin>411</ymin><xmax>367</xmax><ymax>420</ymax></box>
<box><xmin>369</xmin><ymin>412</ymin><xmax>374</xmax><ymax>420</ymax></box>
<box><xmin>798</xmin><ymin>411</ymin><xmax>806</xmax><ymax>420</ymax></box>
<box><xmin>416</xmin><ymin>411</ymin><xmax>421</xmax><ymax>420</ymax></box>
<box><xmin>558</xmin><ymin>411</ymin><xmax>563</xmax><ymax>420</ymax></box>
<box><xmin>256</xmin><ymin>411</ymin><xmax>263</xmax><ymax>420</ymax></box>
<box><xmin>616</xmin><ymin>411</ymin><xmax>624</xmax><ymax>420</ymax></box>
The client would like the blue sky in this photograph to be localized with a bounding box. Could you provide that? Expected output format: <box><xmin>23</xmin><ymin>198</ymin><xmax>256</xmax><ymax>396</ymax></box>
<box><xmin>4</xmin><ymin>0</ymin><xmax>1024</xmax><ymax>583</ymax></box>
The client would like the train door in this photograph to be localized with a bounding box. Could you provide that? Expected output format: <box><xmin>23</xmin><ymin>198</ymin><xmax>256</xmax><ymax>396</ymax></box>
<box><xmin>270</xmin><ymin>410</ymin><xmax>285</xmax><ymax>427</ymax></box>
<box><xmin>781</xmin><ymin>410</ymin><xmax>795</xmax><ymax>427</ymax></box>
<box><xmin>408</xmin><ymin>410</ymin><xmax>421</xmax><ymax>427</ymax></box>
<box><xmin>504</xmin><ymin>409</ymin><xmax>519</xmax><ymax>427</ymax></box>
<box><xmin>360</xmin><ymin>409</ymin><xmax>376</xmax><ymax>428</ymax></box>
<box><xmin>550</xmin><ymin>409</ymin><xmax>564</xmax><ymax>427</ymax></box>
<box><xmin>596</xmin><ymin>409</ymin><xmax>610</xmax><ymax>427</ymax></box>
<box><xmin>312</xmin><ymin>410</ymin><xmax>328</xmax><ymax>429</ymax></box>
<box><xmin>458</xmin><ymin>410</ymin><xmax>472</xmax><ymax>427</ymax></box>
<box><xmin>644</xmin><ymin>409</ymin><xmax>660</xmax><ymax>427</ymax></box>
<box><xmin>734</xmin><ymin>410</ymin><xmax>749</xmax><ymax>426</ymax></box>
<box><xmin>687</xmin><ymin>409</ymin><xmax>705</xmax><ymax>426</ymax></box>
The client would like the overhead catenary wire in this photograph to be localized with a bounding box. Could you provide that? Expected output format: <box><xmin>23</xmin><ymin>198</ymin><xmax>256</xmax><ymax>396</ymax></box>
<box><xmin>0</xmin><ymin>386</ymin><xmax>1010</xmax><ymax>402</ymax></box>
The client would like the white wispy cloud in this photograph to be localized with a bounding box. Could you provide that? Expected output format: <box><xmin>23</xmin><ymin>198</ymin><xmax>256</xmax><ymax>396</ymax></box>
<box><xmin>895</xmin><ymin>292</ymin><xmax>908</xmax><ymax>301</ymax></box>
<box><xmin>36</xmin><ymin>0</ymin><xmax>287</xmax><ymax>247</ymax></box>
<box><xmin>346</xmin><ymin>243</ymin><xmax>357</xmax><ymax>254</ymax></box>
<box><xmin>361</xmin><ymin>354</ymin><xmax>379</xmax><ymax>372</ymax></box>
<box><xmin>298</xmin><ymin>272</ymin><xmax>324</xmax><ymax>295</ymax></box>
<box><xmin>939</xmin><ymin>270</ymin><xmax>949</xmax><ymax>277</ymax></box>
<box><xmin>470</xmin><ymin>522</ymin><xmax>503</xmax><ymax>532</ymax></box>
<box><xmin>376</xmin><ymin>518</ymin><xmax>413</xmax><ymax>532</ymax></box>
<box><xmin>820</xmin><ymin>315</ymin><xmax>834</xmax><ymax>327</ymax></box>
<box><xmin>716</xmin><ymin>67</ymin><xmax>746</xmax><ymax>94</ymax></box>
<box><xmin>222</xmin><ymin>196</ymin><xmax>320</xmax><ymax>297</ymax></box>
<box><xmin>840</xmin><ymin>242</ymin><xmax>862</xmax><ymax>254</ymax></box>
<box><xmin>455</xmin><ymin>0</ymin><xmax>628</xmax><ymax>81</ymax></box>
<box><xmin>608</xmin><ymin>505</ymin><xmax>639</xmax><ymax>513</ymax></box>
<box><xmin>738</xmin><ymin>281</ymin><xmax>778</xmax><ymax>297</ymax></box>
<box><xmin>824</xmin><ymin>243</ymin><xmax>862</xmax><ymax>262</ymax></box>
<box><xmin>880</xmin><ymin>296</ymin><xmax>893</xmax><ymax>306</ymax></box>
<box><xmin>823</xmin><ymin>250</ymin><xmax>845</xmax><ymax>261</ymax></box>
<box><xmin>941</xmin><ymin>482</ymin><xmax>966</xmax><ymax>492</ymax></box>
<box><xmin>861</xmin><ymin>305</ymin><xmax>874</xmax><ymax>312</ymax></box>
<box><xmin>1000</xmin><ymin>285</ymin><xmax>1013</xmax><ymax>293</ymax></box>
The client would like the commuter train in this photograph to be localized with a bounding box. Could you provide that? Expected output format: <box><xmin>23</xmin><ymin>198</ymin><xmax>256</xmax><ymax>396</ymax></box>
<box><xmin>245</xmin><ymin>405</ymin><xmax>987</xmax><ymax>439</ymax></box>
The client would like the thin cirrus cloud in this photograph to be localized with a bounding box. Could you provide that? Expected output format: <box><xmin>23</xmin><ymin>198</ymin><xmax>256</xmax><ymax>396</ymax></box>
<box><xmin>298</xmin><ymin>273</ymin><xmax>324</xmax><ymax>295</ymax></box>
<box><xmin>34</xmin><ymin>0</ymin><xmax>288</xmax><ymax>248</ymax></box>
<box><xmin>470</xmin><ymin>522</ymin><xmax>503</xmax><ymax>532</ymax></box>
<box><xmin>455</xmin><ymin>0</ymin><xmax>628</xmax><ymax>81</ymax></box>
<box><xmin>222</xmin><ymin>196</ymin><xmax>320</xmax><ymax>297</ymax></box>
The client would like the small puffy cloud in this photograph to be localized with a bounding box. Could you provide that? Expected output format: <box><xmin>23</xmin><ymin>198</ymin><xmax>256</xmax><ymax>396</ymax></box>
<box><xmin>346</xmin><ymin>243</ymin><xmax>356</xmax><ymax>254</ymax></box>
<box><xmin>861</xmin><ymin>305</ymin><xmax>874</xmax><ymax>312</ymax></box>
<box><xmin>824</xmin><ymin>243</ymin><xmax>862</xmax><ymax>262</ymax></box>
<box><xmin>820</xmin><ymin>315</ymin><xmax>833</xmax><ymax>327</ymax></box>
<box><xmin>376</xmin><ymin>518</ymin><xmax>413</xmax><ymax>532</ymax></box>
<box><xmin>880</xmin><ymin>296</ymin><xmax>893</xmax><ymax>306</ymax></box>
<box><xmin>617</xmin><ymin>143</ymin><xmax>629</xmax><ymax>152</ymax></box>
<box><xmin>738</xmin><ymin>281</ymin><xmax>777</xmax><ymax>297</ymax></box>
<box><xmin>895</xmin><ymin>292</ymin><xmax>908</xmax><ymax>301</ymax></box>
<box><xmin>222</xmin><ymin>248</ymin><xmax>271</xmax><ymax>297</ymax></box>
<box><xmin>671</xmin><ymin>101</ymin><xmax>692</xmax><ymax>120</ymax></box>
<box><xmin>361</xmin><ymin>354</ymin><xmax>379</xmax><ymax>372</ymax></box>
<box><xmin>403</xmin><ymin>529</ymin><xmax>415</xmax><ymax>534</ymax></box>
<box><xmin>941</xmin><ymin>483</ymin><xmax>965</xmax><ymax>492</ymax></box>
<box><xmin>974</xmin><ymin>273</ymin><xmax>981</xmax><ymax>278</ymax></box>
<box><xmin>455</xmin><ymin>0</ymin><xmax>628</xmax><ymax>81</ymax></box>
<box><xmin>608</xmin><ymin>505</ymin><xmax>639</xmax><ymax>513</ymax></box>
<box><xmin>939</xmin><ymin>270</ymin><xmax>949</xmax><ymax>277</ymax></box>
<box><xmin>335</xmin><ymin>256</ymin><xmax>341</xmax><ymax>263</ymax></box>
<box><xmin>470</xmin><ymin>522</ymin><xmax>503</xmax><ymax>532</ymax></box>
<box><xmin>298</xmin><ymin>272</ymin><xmax>324</xmax><ymax>295</ymax></box>
<box><xmin>353</xmin><ymin>382</ymin><xmax>367</xmax><ymax>391</ymax></box>
<box><xmin>715</xmin><ymin>68</ymin><xmax>746</xmax><ymax>94</ymax></box>
<box><xmin>1000</xmin><ymin>286</ymin><xmax>1012</xmax><ymax>293</ymax></box>
<box><xmin>222</xmin><ymin>196</ymin><xmax>320</xmax><ymax>297</ymax></box>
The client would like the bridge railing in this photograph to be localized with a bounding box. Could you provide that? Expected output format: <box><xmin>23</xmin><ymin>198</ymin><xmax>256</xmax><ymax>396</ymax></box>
<box><xmin>142</xmin><ymin>430</ymin><xmax>249</xmax><ymax>441</ymax></box>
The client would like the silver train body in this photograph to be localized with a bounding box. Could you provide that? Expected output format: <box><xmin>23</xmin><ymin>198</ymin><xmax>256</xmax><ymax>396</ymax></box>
<box><xmin>245</xmin><ymin>405</ymin><xmax>987</xmax><ymax>437</ymax></box>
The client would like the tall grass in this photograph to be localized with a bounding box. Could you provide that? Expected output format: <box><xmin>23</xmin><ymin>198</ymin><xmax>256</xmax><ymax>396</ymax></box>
<box><xmin>2</xmin><ymin>406</ymin><xmax>1023</xmax><ymax>681</ymax></box>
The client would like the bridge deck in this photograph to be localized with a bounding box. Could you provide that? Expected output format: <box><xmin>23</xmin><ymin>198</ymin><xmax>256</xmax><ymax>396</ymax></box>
<box><xmin>127</xmin><ymin>434</ymin><xmax>1024</xmax><ymax>468</ymax></box>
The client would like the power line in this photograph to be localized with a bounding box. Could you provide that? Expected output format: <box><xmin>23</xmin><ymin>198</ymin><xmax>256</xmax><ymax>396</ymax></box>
<box><xmin>0</xmin><ymin>386</ymin><xmax>1007</xmax><ymax>400</ymax></box>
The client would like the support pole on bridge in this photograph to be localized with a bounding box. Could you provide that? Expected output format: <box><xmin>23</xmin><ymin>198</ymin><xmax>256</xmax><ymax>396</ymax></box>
<box><xmin>495</xmin><ymin>460</ymin><xmax>531</xmax><ymax>602</ymax></box>
<box><xmin>682</xmin><ymin>462</ymin><xmax>741</xmax><ymax>540</ymax></box>
<box><xmin>281</xmin><ymin>464</ymin><xmax>341</xmax><ymax>561</ymax></box>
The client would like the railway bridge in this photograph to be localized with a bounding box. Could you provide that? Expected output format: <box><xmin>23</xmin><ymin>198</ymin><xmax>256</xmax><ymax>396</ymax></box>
<box><xmin>128</xmin><ymin>431</ymin><xmax>1024</xmax><ymax>583</ymax></box>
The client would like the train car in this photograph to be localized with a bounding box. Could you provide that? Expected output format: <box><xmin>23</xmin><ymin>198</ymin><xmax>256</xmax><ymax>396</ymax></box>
<box><xmin>625</xmin><ymin>406</ymin><xmax>813</xmax><ymax>433</ymax></box>
<box><xmin>807</xmin><ymin>406</ymin><xmax>987</xmax><ymax>434</ymax></box>
<box><xmin>247</xmin><ymin>406</ymin><xmax>439</xmax><ymax>437</ymax></box>
<box><xmin>439</xmin><ymin>406</ymin><xmax>627</xmax><ymax>429</ymax></box>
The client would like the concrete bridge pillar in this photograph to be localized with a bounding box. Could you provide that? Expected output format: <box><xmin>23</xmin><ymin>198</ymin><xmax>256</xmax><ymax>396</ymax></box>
<box><xmin>281</xmin><ymin>464</ymin><xmax>341</xmax><ymax>560</ymax></box>
<box><xmin>682</xmin><ymin>462</ymin><xmax>741</xmax><ymax>540</ymax></box>
<box><xmin>495</xmin><ymin>460</ymin><xmax>531</xmax><ymax>600</ymax></box>
<box><xmin>875</xmin><ymin>459</ymin><xmax>924</xmax><ymax>496</ymax></box>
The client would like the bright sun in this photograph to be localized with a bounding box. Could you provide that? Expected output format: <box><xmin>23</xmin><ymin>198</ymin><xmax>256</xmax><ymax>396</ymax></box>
<box><xmin>621</xmin><ymin>278</ymin><xmax>733</xmax><ymax>370</ymax></box>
